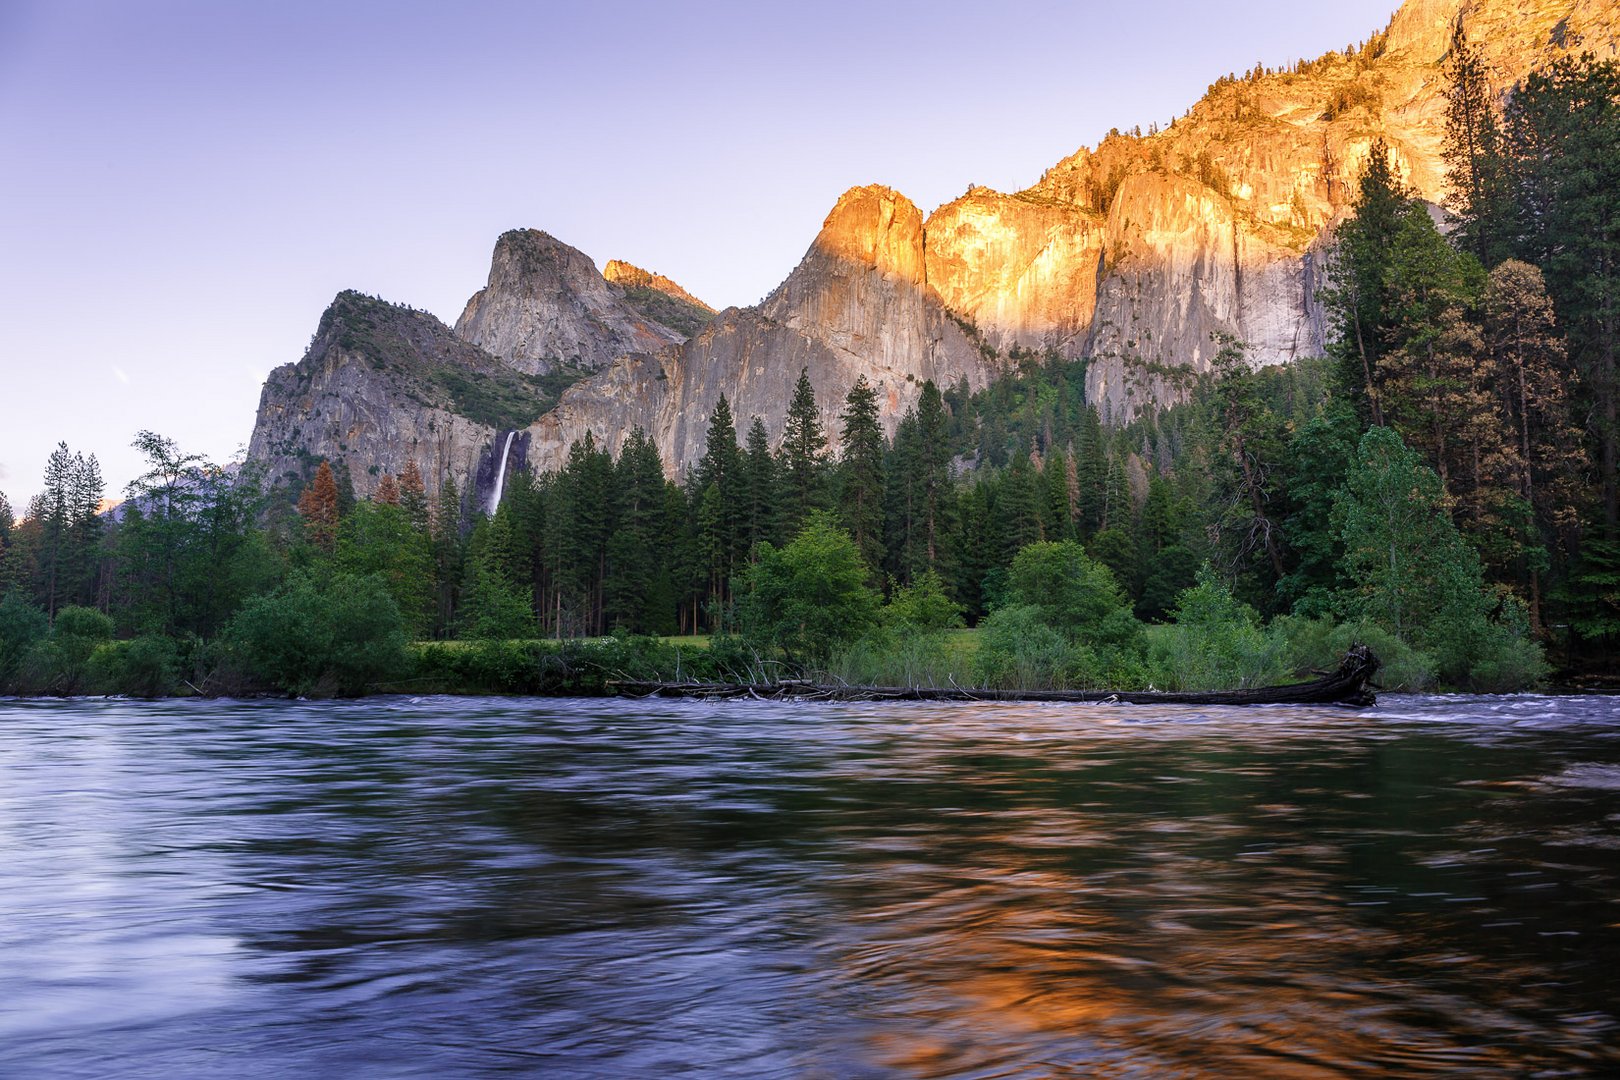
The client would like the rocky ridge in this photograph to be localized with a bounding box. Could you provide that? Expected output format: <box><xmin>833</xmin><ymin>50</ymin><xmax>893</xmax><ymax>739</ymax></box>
<box><xmin>247</xmin><ymin>0</ymin><xmax>1620</xmax><ymax>498</ymax></box>
<box><xmin>453</xmin><ymin>229</ymin><xmax>695</xmax><ymax>377</ymax></box>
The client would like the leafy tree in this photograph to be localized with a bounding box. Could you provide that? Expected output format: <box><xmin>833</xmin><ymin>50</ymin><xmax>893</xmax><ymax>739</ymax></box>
<box><xmin>1006</xmin><ymin>540</ymin><xmax>1138</xmax><ymax>649</ymax></box>
<box><xmin>336</xmin><ymin>498</ymin><xmax>434</xmax><ymax>636</ymax></box>
<box><xmin>0</xmin><ymin>591</ymin><xmax>48</xmax><ymax>689</ymax></box>
<box><xmin>883</xmin><ymin>569</ymin><xmax>963</xmax><ymax>632</ymax></box>
<box><xmin>225</xmin><ymin>572</ymin><xmax>407</xmax><ymax>695</ymax></box>
<box><xmin>1333</xmin><ymin>426</ymin><xmax>1498</xmax><ymax>680</ymax></box>
<box><xmin>739</xmin><ymin>511</ymin><xmax>879</xmax><ymax>668</ymax></box>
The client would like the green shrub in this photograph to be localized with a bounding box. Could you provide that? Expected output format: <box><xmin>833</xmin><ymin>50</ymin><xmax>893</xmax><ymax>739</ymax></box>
<box><xmin>831</xmin><ymin>625</ymin><xmax>958</xmax><ymax>687</ymax></box>
<box><xmin>1149</xmin><ymin>570</ymin><xmax>1289</xmax><ymax>690</ymax></box>
<box><xmin>0</xmin><ymin>592</ymin><xmax>48</xmax><ymax>690</ymax></box>
<box><xmin>224</xmin><ymin>572</ymin><xmax>408</xmax><ymax>696</ymax></box>
<box><xmin>883</xmin><ymin>570</ymin><xmax>964</xmax><ymax>633</ymax></box>
<box><xmin>85</xmin><ymin>634</ymin><xmax>180</xmax><ymax>697</ymax></box>
<box><xmin>1273</xmin><ymin>615</ymin><xmax>1438</xmax><ymax>692</ymax></box>
<box><xmin>974</xmin><ymin>604</ymin><xmax>1072</xmax><ymax>689</ymax></box>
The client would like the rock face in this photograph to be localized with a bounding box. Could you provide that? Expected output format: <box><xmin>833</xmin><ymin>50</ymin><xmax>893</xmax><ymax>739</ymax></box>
<box><xmin>902</xmin><ymin>0</ymin><xmax>1620</xmax><ymax>422</ymax></box>
<box><xmin>248</xmin><ymin>291</ymin><xmax>539</xmax><ymax>505</ymax></box>
<box><xmin>526</xmin><ymin>185</ymin><xmax>997</xmax><ymax>474</ymax></box>
<box><xmin>248</xmin><ymin>0</ymin><xmax>1620</xmax><ymax>496</ymax></box>
<box><xmin>453</xmin><ymin>229</ymin><xmax>694</xmax><ymax>376</ymax></box>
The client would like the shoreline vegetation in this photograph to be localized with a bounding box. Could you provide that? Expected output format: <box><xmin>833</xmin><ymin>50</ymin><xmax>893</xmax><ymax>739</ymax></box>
<box><xmin>2</xmin><ymin>44</ymin><xmax>1617</xmax><ymax>700</ymax></box>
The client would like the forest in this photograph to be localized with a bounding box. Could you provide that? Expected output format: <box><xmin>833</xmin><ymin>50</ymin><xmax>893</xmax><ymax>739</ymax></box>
<box><xmin>0</xmin><ymin>36</ymin><xmax>1614</xmax><ymax>698</ymax></box>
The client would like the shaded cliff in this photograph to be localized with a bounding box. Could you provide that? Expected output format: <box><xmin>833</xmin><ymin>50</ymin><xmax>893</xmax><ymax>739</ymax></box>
<box><xmin>248</xmin><ymin>291</ymin><xmax>548</xmax><ymax>502</ymax></box>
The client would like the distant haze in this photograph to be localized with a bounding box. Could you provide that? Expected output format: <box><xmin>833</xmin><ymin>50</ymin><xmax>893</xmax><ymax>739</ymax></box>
<box><xmin>0</xmin><ymin>0</ymin><xmax>1398</xmax><ymax>506</ymax></box>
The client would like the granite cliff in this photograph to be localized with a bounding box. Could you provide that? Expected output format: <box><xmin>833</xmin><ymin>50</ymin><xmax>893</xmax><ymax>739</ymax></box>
<box><xmin>526</xmin><ymin>185</ymin><xmax>996</xmax><ymax>472</ymax></box>
<box><xmin>453</xmin><ymin>229</ymin><xmax>706</xmax><ymax>377</ymax></box>
<box><xmin>248</xmin><ymin>291</ymin><xmax>539</xmax><ymax>502</ymax></box>
<box><xmin>247</xmin><ymin>0</ymin><xmax>1620</xmax><ymax>497</ymax></box>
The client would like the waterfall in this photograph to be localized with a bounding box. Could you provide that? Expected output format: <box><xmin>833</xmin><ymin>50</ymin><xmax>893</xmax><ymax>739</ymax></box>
<box><xmin>487</xmin><ymin>431</ymin><xmax>517</xmax><ymax>515</ymax></box>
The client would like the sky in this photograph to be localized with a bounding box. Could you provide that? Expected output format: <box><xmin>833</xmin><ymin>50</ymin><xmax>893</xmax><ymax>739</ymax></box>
<box><xmin>0</xmin><ymin>0</ymin><xmax>1401</xmax><ymax>508</ymax></box>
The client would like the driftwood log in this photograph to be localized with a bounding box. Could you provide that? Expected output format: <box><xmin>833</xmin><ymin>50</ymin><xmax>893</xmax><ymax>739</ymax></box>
<box><xmin>610</xmin><ymin>645</ymin><xmax>1383</xmax><ymax>708</ymax></box>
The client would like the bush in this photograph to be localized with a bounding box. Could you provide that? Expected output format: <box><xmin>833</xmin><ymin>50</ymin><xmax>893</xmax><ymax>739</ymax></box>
<box><xmin>85</xmin><ymin>635</ymin><xmax>181</xmax><ymax>697</ymax></box>
<box><xmin>0</xmin><ymin>592</ymin><xmax>48</xmax><ymax>691</ymax></box>
<box><xmin>1008</xmin><ymin>541</ymin><xmax>1130</xmax><ymax>642</ymax></box>
<box><xmin>1149</xmin><ymin>570</ymin><xmax>1289</xmax><ymax>690</ymax></box>
<box><xmin>974</xmin><ymin>604</ymin><xmax>1073</xmax><ymax>689</ymax></box>
<box><xmin>224</xmin><ymin>572</ymin><xmax>407</xmax><ymax>696</ymax></box>
<box><xmin>1273</xmin><ymin>615</ymin><xmax>1438</xmax><ymax>692</ymax></box>
<box><xmin>883</xmin><ymin>570</ymin><xmax>964</xmax><ymax>633</ymax></box>
<box><xmin>831</xmin><ymin>625</ymin><xmax>958</xmax><ymax>688</ymax></box>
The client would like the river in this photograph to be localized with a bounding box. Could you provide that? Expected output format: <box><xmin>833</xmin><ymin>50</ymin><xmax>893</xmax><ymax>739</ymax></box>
<box><xmin>1</xmin><ymin>694</ymin><xmax>1617</xmax><ymax>1077</ymax></box>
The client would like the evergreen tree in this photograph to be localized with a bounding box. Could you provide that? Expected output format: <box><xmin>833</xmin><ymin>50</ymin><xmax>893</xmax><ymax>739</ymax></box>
<box><xmin>838</xmin><ymin>376</ymin><xmax>886</xmax><ymax>579</ymax></box>
<box><xmin>398</xmin><ymin>460</ymin><xmax>429</xmax><ymax>534</ymax></box>
<box><xmin>1326</xmin><ymin>138</ymin><xmax>1410</xmax><ymax>425</ymax></box>
<box><xmin>779</xmin><ymin>368</ymin><xmax>830</xmax><ymax>536</ymax></box>
<box><xmin>915</xmin><ymin>380</ymin><xmax>953</xmax><ymax>570</ymax></box>
<box><xmin>693</xmin><ymin>396</ymin><xmax>742</xmax><ymax>620</ymax></box>
<box><xmin>1504</xmin><ymin>54</ymin><xmax>1620</xmax><ymax>533</ymax></box>
<box><xmin>740</xmin><ymin>417</ymin><xmax>779</xmax><ymax>556</ymax></box>
<box><xmin>1444</xmin><ymin>27</ymin><xmax>1514</xmax><ymax>266</ymax></box>
<box><xmin>297</xmin><ymin>461</ymin><xmax>341</xmax><ymax>553</ymax></box>
<box><xmin>430</xmin><ymin>474</ymin><xmax>464</xmax><ymax>636</ymax></box>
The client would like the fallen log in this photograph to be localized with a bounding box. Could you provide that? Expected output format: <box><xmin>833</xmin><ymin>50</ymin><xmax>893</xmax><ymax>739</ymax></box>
<box><xmin>610</xmin><ymin>645</ymin><xmax>1382</xmax><ymax>707</ymax></box>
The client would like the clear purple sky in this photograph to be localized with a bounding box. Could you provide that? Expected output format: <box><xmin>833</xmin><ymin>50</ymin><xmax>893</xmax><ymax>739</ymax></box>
<box><xmin>0</xmin><ymin>0</ymin><xmax>1400</xmax><ymax>507</ymax></box>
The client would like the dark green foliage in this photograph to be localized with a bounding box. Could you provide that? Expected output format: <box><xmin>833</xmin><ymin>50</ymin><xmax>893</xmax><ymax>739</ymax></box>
<box><xmin>739</xmin><ymin>512</ymin><xmax>880</xmax><ymax>669</ymax></box>
<box><xmin>224</xmin><ymin>572</ymin><xmax>408</xmax><ymax>696</ymax></box>
<box><xmin>86</xmin><ymin>634</ymin><xmax>180</xmax><ymax>697</ymax></box>
<box><xmin>0</xmin><ymin>592</ymin><xmax>48</xmax><ymax>689</ymax></box>
<box><xmin>779</xmin><ymin>369</ymin><xmax>831</xmax><ymax>537</ymax></box>
<box><xmin>838</xmin><ymin>376</ymin><xmax>887</xmax><ymax>579</ymax></box>
<box><xmin>1503</xmin><ymin>53</ymin><xmax>1620</xmax><ymax>533</ymax></box>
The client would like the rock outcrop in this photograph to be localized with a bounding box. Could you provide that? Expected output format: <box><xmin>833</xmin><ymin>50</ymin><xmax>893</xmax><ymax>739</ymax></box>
<box><xmin>248</xmin><ymin>291</ymin><xmax>540</xmax><ymax>504</ymax></box>
<box><xmin>526</xmin><ymin>185</ymin><xmax>998</xmax><ymax>474</ymax></box>
<box><xmin>877</xmin><ymin>0</ymin><xmax>1620</xmax><ymax>423</ymax></box>
<box><xmin>453</xmin><ymin>229</ymin><xmax>694</xmax><ymax>376</ymax></box>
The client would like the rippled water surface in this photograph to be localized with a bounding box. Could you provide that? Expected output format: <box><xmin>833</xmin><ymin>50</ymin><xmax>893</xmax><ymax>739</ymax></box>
<box><xmin>3</xmin><ymin>694</ymin><xmax>1619</xmax><ymax>1078</ymax></box>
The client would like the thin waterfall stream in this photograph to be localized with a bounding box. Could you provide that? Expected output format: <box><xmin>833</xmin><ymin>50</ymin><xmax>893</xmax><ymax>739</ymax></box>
<box><xmin>485</xmin><ymin>430</ymin><xmax>516</xmax><ymax>515</ymax></box>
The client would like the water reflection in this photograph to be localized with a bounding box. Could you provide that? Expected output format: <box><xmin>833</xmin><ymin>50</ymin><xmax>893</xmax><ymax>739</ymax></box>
<box><xmin>0</xmin><ymin>694</ymin><xmax>1617</xmax><ymax>1076</ymax></box>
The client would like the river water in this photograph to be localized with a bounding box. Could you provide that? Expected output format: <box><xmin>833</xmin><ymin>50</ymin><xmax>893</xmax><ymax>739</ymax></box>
<box><xmin>2</xmin><ymin>695</ymin><xmax>1618</xmax><ymax>1078</ymax></box>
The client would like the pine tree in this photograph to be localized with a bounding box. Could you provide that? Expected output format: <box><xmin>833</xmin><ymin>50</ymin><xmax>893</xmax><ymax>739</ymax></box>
<box><xmin>1504</xmin><ymin>54</ymin><xmax>1620</xmax><ymax>534</ymax></box>
<box><xmin>1326</xmin><ymin>138</ymin><xmax>1411</xmax><ymax>425</ymax></box>
<box><xmin>375</xmin><ymin>474</ymin><xmax>400</xmax><ymax>505</ymax></box>
<box><xmin>694</xmin><ymin>396</ymin><xmax>742</xmax><ymax>620</ymax></box>
<box><xmin>297</xmin><ymin>461</ymin><xmax>341</xmax><ymax>553</ymax></box>
<box><xmin>780</xmin><ymin>368</ymin><xmax>830</xmax><ymax>537</ymax></box>
<box><xmin>838</xmin><ymin>376</ymin><xmax>886</xmax><ymax>578</ymax></box>
<box><xmin>741</xmin><ymin>417</ymin><xmax>779</xmax><ymax>556</ymax></box>
<box><xmin>1444</xmin><ymin>26</ymin><xmax>1514</xmax><ymax>266</ymax></box>
<box><xmin>398</xmin><ymin>460</ymin><xmax>429</xmax><ymax>534</ymax></box>
<box><xmin>916</xmin><ymin>381</ymin><xmax>953</xmax><ymax>569</ymax></box>
<box><xmin>431</xmin><ymin>474</ymin><xmax>464</xmax><ymax>636</ymax></box>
